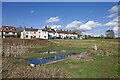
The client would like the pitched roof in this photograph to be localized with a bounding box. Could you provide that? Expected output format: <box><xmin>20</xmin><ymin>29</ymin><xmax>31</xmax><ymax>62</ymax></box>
<box><xmin>2</xmin><ymin>26</ymin><xmax>16</xmax><ymax>30</ymax></box>
<box><xmin>56</xmin><ymin>30</ymin><xmax>75</xmax><ymax>34</ymax></box>
<box><xmin>106</xmin><ymin>30</ymin><xmax>114</xmax><ymax>32</ymax></box>
<box><xmin>42</xmin><ymin>27</ymin><xmax>56</xmax><ymax>32</ymax></box>
<box><xmin>25</xmin><ymin>28</ymin><xmax>38</xmax><ymax>31</ymax></box>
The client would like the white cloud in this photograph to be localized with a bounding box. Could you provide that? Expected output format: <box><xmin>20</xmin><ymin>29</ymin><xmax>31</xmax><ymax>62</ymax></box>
<box><xmin>46</xmin><ymin>17</ymin><xmax>60</xmax><ymax>23</ymax></box>
<box><xmin>30</xmin><ymin>10</ymin><xmax>34</xmax><ymax>14</ymax></box>
<box><xmin>107</xmin><ymin>5</ymin><xmax>118</xmax><ymax>18</ymax></box>
<box><xmin>107</xmin><ymin>13</ymin><xmax>117</xmax><ymax>18</ymax></box>
<box><xmin>104</xmin><ymin>17</ymin><xmax>118</xmax><ymax>27</ymax></box>
<box><xmin>113</xmin><ymin>26</ymin><xmax>120</xmax><ymax>37</ymax></box>
<box><xmin>104</xmin><ymin>17</ymin><xmax>119</xmax><ymax>37</ymax></box>
<box><xmin>66</xmin><ymin>21</ymin><xmax>82</xmax><ymax>29</ymax></box>
<box><xmin>48</xmin><ymin>25</ymin><xmax>62</xmax><ymax>29</ymax></box>
<box><xmin>77</xmin><ymin>21</ymin><xmax>102</xmax><ymax>31</ymax></box>
<box><xmin>113</xmin><ymin>26</ymin><xmax>120</xmax><ymax>33</ymax></box>
<box><xmin>108</xmin><ymin>5</ymin><xmax>118</xmax><ymax>13</ymax></box>
<box><xmin>82</xmin><ymin>32</ymin><xmax>104</xmax><ymax>37</ymax></box>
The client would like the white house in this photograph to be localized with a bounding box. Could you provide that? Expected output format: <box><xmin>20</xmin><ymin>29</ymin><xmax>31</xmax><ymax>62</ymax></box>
<box><xmin>20</xmin><ymin>27</ymin><xmax>48</xmax><ymax>39</ymax></box>
<box><xmin>20</xmin><ymin>26</ymin><xmax>78</xmax><ymax>39</ymax></box>
<box><xmin>56</xmin><ymin>30</ymin><xmax>78</xmax><ymax>39</ymax></box>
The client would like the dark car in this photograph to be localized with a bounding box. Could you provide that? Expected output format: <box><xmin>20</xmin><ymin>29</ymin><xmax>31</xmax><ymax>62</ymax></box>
<box><xmin>50</xmin><ymin>37</ymin><xmax>56</xmax><ymax>39</ymax></box>
<box><xmin>68</xmin><ymin>37</ymin><xmax>72</xmax><ymax>39</ymax></box>
<box><xmin>56</xmin><ymin>37</ymin><xmax>62</xmax><ymax>39</ymax></box>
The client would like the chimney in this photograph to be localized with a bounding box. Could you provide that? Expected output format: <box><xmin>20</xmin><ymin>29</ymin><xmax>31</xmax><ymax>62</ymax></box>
<box><xmin>64</xmin><ymin>30</ymin><xmax>65</xmax><ymax>31</ymax></box>
<box><xmin>31</xmin><ymin>27</ymin><xmax>33</xmax><ymax>29</ymax></box>
<box><xmin>67</xmin><ymin>30</ymin><xmax>68</xmax><ymax>32</ymax></box>
<box><xmin>70</xmin><ymin>30</ymin><xmax>71</xmax><ymax>32</ymax></box>
<box><xmin>60</xmin><ymin>29</ymin><xmax>62</xmax><ymax>31</ymax></box>
<box><xmin>24</xmin><ymin>27</ymin><xmax>26</xmax><ymax>29</ymax></box>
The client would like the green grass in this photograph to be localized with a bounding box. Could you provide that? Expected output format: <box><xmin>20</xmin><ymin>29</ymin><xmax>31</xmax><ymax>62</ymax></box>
<box><xmin>89</xmin><ymin>38</ymin><xmax>119</xmax><ymax>42</ymax></box>
<box><xmin>50</xmin><ymin>38</ymin><xmax>119</xmax><ymax>42</ymax></box>
<box><xmin>46</xmin><ymin>39</ymin><xmax>118</xmax><ymax>78</ymax></box>
<box><xmin>21</xmin><ymin>53</ymin><xmax>54</xmax><ymax>58</ymax></box>
<box><xmin>45</xmin><ymin>54</ymin><xmax>118</xmax><ymax>78</ymax></box>
<box><xmin>29</xmin><ymin>46</ymin><xmax>47</xmax><ymax>49</ymax></box>
<box><xmin>17</xmin><ymin>38</ymin><xmax>118</xmax><ymax>78</ymax></box>
<box><xmin>29</xmin><ymin>46</ymin><xmax>87</xmax><ymax>50</ymax></box>
<box><xmin>21</xmin><ymin>46</ymin><xmax>89</xmax><ymax>58</ymax></box>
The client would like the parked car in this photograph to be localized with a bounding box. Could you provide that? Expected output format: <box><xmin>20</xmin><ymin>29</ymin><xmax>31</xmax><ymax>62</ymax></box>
<box><xmin>68</xmin><ymin>37</ymin><xmax>72</xmax><ymax>39</ymax></box>
<box><xmin>50</xmin><ymin>37</ymin><xmax>56</xmax><ymax>39</ymax></box>
<box><xmin>56</xmin><ymin>37</ymin><xmax>62</xmax><ymax>39</ymax></box>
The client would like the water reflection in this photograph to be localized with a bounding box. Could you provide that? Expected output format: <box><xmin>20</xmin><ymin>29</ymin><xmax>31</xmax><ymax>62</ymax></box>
<box><xmin>16</xmin><ymin>51</ymin><xmax>87</xmax><ymax>66</ymax></box>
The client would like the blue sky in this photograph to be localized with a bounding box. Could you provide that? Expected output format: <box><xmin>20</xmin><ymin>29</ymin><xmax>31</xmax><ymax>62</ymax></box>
<box><xmin>1</xmin><ymin>0</ymin><xmax>119</xmax><ymax>2</ymax></box>
<box><xmin>2</xmin><ymin>2</ymin><xmax>119</xmax><ymax>37</ymax></box>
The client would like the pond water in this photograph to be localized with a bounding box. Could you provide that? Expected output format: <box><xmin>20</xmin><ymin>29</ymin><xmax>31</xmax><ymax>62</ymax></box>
<box><xmin>16</xmin><ymin>51</ymin><xmax>87</xmax><ymax>66</ymax></box>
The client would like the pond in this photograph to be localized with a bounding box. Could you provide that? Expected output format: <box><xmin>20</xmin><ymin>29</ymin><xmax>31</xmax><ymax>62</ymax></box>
<box><xmin>16</xmin><ymin>51</ymin><xmax>87</xmax><ymax>66</ymax></box>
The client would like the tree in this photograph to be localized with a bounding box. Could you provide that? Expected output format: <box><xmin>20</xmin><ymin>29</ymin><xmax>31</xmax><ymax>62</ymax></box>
<box><xmin>88</xmin><ymin>35</ymin><xmax>92</xmax><ymax>38</ymax></box>
<box><xmin>16</xmin><ymin>26</ymin><xmax>23</xmax><ymax>38</ymax></box>
<box><xmin>100</xmin><ymin>35</ymin><xmax>104</xmax><ymax>39</ymax></box>
<box><xmin>71</xmin><ymin>29</ymin><xmax>82</xmax><ymax>35</ymax></box>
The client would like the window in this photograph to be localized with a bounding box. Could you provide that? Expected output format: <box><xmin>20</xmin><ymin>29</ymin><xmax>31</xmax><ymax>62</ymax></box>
<box><xmin>39</xmin><ymin>32</ymin><xmax>40</xmax><ymax>33</ymax></box>
<box><xmin>34</xmin><ymin>36</ymin><xmax>36</xmax><ymax>38</ymax></box>
<box><xmin>12</xmin><ymin>32</ymin><xmax>15</xmax><ymax>35</ymax></box>
<box><xmin>44</xmin><ymin>36</ymin><xmax>46</xmax><ymax>38</ymax></box>
<box><xmin>5</xmin><ymin>32</ymin><xmax>9</xmax><ymax>34</ymax></box>
<box><xmin>26</xmin><ymin>35</ymin><xmax>28</xmax><ymax>38</ymax></box>
<box><xmin>39</xmin><ymin>36</ymin><xmax>40</xmax><ymax>38</ymax></box>
<box><xmin>11</xmin><ymin>28</ymin><xmax>15</xmax><ymax>31</ymax></box>
<box><xmin>26</xmin><ymin>32</ymin><xmax>29</xmax><ymax>34</ymax></box>
<box><xmin>34</xmin><ymin>32</ymin><xmax>36</xmax><ymax>34</ymax></box>
<box><xmin>30</xmin><ymin>32</ymin><xmax>32</xmax><ymax>34</ymax></box>
<box><xmin>5</xmin><ymin>27</ymin><xmax>9</xmax><ymax>30</ymax></box>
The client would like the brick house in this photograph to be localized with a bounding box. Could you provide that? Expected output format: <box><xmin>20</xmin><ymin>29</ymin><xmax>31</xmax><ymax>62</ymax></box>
<box><xmin>2</xmin><ymin>26</ymin><xmax>17</xmax><ymax>38</ymax></box>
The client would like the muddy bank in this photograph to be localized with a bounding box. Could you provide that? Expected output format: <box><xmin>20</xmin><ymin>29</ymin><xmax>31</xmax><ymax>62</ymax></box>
<box><xmin>2</xmin><ymin>57</ymin><xmax>67</xmax><ymax>78</ymax></box>
<box><xmin>2</xmin><ymin>38</ymin><xmax>57</xmax><ymax>56</ymax></box>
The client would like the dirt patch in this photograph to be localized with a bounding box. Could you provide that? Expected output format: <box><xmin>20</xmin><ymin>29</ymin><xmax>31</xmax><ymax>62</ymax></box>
<box><xmin>109</xmin><ymin>42</ymin><xmax>119</xmax><ymax>44</ymax></box>
<box><xmin>69</xmin><ymin>64</ymin><xmax>79</xmax><ymax>69</ymax></box>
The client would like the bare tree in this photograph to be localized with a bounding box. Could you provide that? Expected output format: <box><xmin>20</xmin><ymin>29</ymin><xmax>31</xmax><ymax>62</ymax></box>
<box><xmin>16</xmin><ymin>26</ymin><xmax>23</xmax><ymax>38</ymax></box>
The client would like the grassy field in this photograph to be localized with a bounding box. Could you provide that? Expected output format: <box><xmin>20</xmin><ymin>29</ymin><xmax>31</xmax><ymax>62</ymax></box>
<box><xmin>21</xmin><ymin>46</ymin><xmax>88</xmax><ymax>58</ymax></box>
<box><xmin>44</xmin><ymin>38</ymin><xmax>119</xmax><ymax>78</ymax></box>
<box><xmin>5</xmin><ymin>38</ymin><xmax>119</xmax><ymax>78</ymax></box>
<box><xmin>45</xmin><ymin>54</ymin><xmax>118</xmax><ymax>78</ymax></box>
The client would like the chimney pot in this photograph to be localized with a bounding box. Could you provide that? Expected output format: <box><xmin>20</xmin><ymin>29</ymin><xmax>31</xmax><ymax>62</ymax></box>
<box><xmin>24</xmin><ymin>27</ymin><xmax>26</xmax><ymax>29</ymax></box>
<box><xmin>31</xmin><ymin>27</ymin><xmax>33</xmax><ymax>29</ymax></box>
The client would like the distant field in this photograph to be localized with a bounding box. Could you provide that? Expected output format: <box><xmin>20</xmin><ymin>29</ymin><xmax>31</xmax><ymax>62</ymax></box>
<box><xmin>49</xmin><ymin>39</ymin><xmax>119</xmax><ymax>55</ymax></box>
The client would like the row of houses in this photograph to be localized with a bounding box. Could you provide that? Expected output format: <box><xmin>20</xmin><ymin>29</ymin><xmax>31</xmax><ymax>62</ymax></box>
<box><xmin>0</xmin><ymin>26</ymin><xmax>78</xmax><ymax>39</ymax></box>
<box><xmin>0</xmin><ymin>26</ymin><xmax>115</xmax><ymax>39</ymax></box>
<box><xmin>21</xmin><ymin>26</ymin><xmax>78</xmax><ymax>39</ymax></box>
